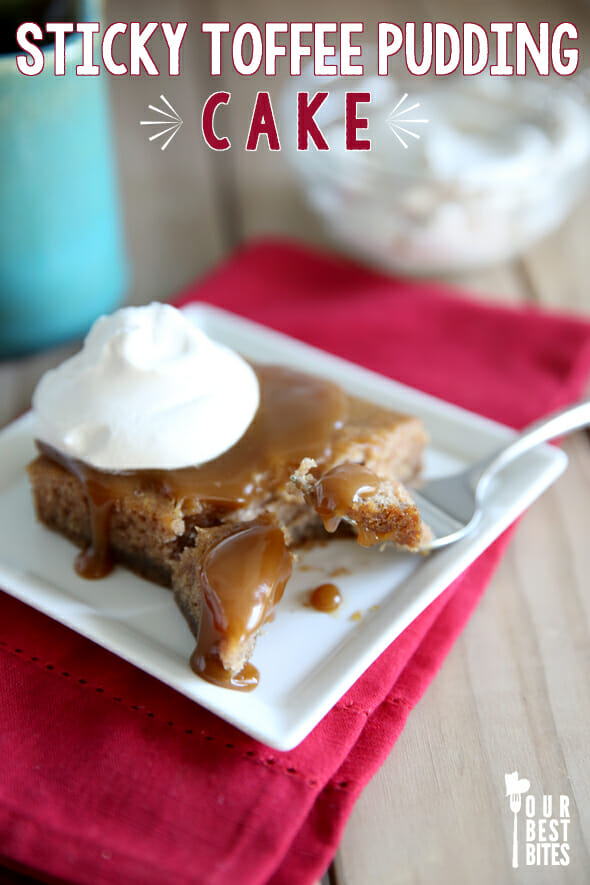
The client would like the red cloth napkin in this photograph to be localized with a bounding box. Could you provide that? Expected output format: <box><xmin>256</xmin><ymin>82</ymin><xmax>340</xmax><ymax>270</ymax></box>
<box><xmin>2</xmin><ymin>240</ymin><xmax>590</xmax><ymax>885</ymax></box>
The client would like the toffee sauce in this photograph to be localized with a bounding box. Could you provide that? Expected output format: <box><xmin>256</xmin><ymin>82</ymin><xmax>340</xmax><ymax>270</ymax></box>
<box><xmin>309</xmin><ymin>583</ymin><xmax>342</xmax><ymax>613</ymax></box>
<box><xmin>311</xmin><ymin>462</ymin><xmax>385</xmax><ymax>546</ymax></box>
<box><xmin>191</xmin><ymin>522</ymin><xmax>292</xmax><ymax>690</ymax></box>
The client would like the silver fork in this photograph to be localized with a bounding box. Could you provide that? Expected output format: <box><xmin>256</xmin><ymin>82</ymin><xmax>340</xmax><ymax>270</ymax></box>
<box><xmin>414</xmin><ymin>398</ymin><xmax>590</xmax><ymax>550</ymax></box>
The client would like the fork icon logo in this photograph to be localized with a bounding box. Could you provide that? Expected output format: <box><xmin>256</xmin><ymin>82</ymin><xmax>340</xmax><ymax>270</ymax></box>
<box><xmin>505</xmin><ymin>771</ymin><xmax>530</xmax><ymax>868</ymax></box>
<box><xmin>504</xmin><ymin>772</ymin><xmax>571</xmax><ymax>868</ymax></box>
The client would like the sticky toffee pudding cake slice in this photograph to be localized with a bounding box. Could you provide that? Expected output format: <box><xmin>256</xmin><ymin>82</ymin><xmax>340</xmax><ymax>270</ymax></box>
<box><xmin>28</xmin><ymin>363</ymin><xmax>429</xmax><ymax>690</ymax></box>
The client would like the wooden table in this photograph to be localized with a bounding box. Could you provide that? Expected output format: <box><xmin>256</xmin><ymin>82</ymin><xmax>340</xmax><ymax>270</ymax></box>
<box><xmin>1</xmin><ymin>2</ymin><xmax>589</xmax><ymax>882</ymax></box>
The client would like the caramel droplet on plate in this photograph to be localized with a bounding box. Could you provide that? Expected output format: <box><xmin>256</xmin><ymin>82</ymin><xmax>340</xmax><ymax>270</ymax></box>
<box><xmin>309</xmin><ymin>583</ymin><xmax>342</xmax><ymax>613</ymax></box>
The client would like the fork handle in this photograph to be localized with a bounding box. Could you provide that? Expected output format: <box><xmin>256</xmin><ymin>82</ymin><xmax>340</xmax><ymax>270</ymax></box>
<box><xmin>475</xmin><ymin>398</ymin><xmax>590</xmax><ymax>493</ymax></box>
<box><xmin>513</xmin><ymin>812</ymin><xmax>519</xmax><ymax>868</ymax></box>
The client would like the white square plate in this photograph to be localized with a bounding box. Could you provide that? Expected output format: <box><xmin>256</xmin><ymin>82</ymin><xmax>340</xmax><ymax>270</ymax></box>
<box><xmin>0</xmin><ymin>305</ymin><xmax>567</xmax><ymax>750</ymax></box>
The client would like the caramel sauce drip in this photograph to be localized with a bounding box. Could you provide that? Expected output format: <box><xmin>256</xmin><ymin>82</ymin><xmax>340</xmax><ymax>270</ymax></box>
<box><xmin>74</xmin><ymin>482</ymin><xmax>114</xmax><ymax>579</ymax></box>
<box><xmin>191</xmin><ymin>522</ymin><xmax>292</xmax><ymax>691</ymax></box>
<box><xmin>189</xmin><ymin>652</ymin><xmax>259</xmax><ymax>692</ymax></box>
<box><xmin>309</xmin><ymin>583</ymin><xmax>342</xmax><ymax>613</ymax></box>
<box><xmin>37</xmin><ymin>365</ymin><xmax>347</xmax><ymax>579</ymax></box>
<box><xmin>312</xmin><ymin>462</ymin><xmax>382</xmax><ymax>544</ymax></box>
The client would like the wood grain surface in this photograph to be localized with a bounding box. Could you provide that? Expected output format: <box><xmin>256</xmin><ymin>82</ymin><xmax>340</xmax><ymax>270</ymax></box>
<box><xmin>1</xmin><ymin>2</ymin><xmax>589</xmax><ymax>883</ymax></box>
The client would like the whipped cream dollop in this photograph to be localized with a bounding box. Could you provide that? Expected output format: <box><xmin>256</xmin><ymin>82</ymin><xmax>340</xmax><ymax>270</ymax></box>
<box><xmin>32</xmin><ymin>303</ymin><xmax>260</xmax><ymax>471</ymax></box>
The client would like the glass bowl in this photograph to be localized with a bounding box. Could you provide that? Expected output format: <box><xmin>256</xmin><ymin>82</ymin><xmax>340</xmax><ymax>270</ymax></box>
<box><xmin>282</xmin><ymin>62</ymin><xmax>590</xmax><ymax>274</ymax></box>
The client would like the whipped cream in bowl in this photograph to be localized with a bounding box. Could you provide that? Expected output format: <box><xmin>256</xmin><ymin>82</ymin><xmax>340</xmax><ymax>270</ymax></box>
<box><xmin>283</xmin><ymin>60</ymin><xmax>590</xmax><ymax>273</ymax></box>
<box><xmin>32</xmin><ymin>303</ymin><xmax>260</xmax><ymax>471</ymax></box>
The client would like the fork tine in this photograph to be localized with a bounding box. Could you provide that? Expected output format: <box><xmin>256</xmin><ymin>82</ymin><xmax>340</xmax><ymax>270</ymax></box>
<box><xmin>411</xmin><ymin>490</ymin><xmax>465</xmax><ymax>545</ymax></box>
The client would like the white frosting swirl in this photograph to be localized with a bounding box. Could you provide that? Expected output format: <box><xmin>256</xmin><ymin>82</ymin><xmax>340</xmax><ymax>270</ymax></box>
<box><xmin>32</xmin><ymin>303</ymin><xmax>260</xmax><ymax>471</ymax></box>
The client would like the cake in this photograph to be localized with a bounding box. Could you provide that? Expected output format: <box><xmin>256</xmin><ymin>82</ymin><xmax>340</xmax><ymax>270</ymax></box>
<box><xmin>289</xmin><ymin>459</ymin><xmax>432</xmax><ymax>550</ymax></box>
<box><xmin>27</xmin><ymin>305</ymin><xmax>429</xmax><ymax>690</ymax></box>
<box><xmin>172</xmin><ymin>516</ymin><xmax>293</xmax><ymax>690</ymax></box>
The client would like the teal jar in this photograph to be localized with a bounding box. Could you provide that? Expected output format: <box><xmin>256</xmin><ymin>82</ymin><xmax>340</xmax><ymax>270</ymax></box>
<box><xmin>0</xmin><ymin>0</ymin><xmax>128</xmax><ymax>356</ymax></box>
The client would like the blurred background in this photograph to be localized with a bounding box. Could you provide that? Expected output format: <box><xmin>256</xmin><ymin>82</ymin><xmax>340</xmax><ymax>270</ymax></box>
<box><xmin>1</xmin><ymin>0</ymin><xmax>590</xmax><ymax>377</ymax></box>
<box><xmin>1</xmin><ymin>0</ymin><xmax>588</xmax><ymax>408</ymax></box>
<box><xmin>100</xmin><ymin>0</ymin><xmax>590</xmax><ymax>313</ymax></box>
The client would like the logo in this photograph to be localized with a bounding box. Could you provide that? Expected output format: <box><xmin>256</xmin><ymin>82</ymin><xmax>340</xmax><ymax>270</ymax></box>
<box><xmin>140</xmin><ymin>95</ymin><xmax>183</xmax><ymax>151</ymax></box>
<box><xmin>505</xmin><ymin>771</ymin><xmax>571</xmax><ymax>868</ymax></box>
